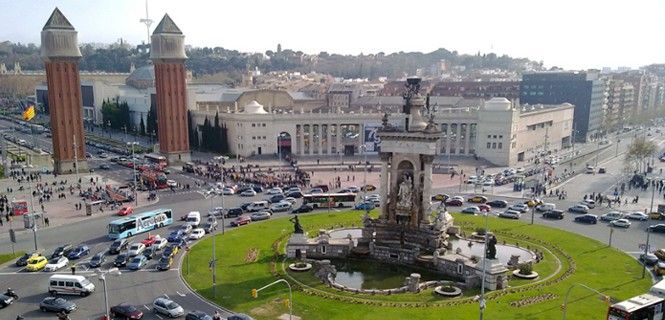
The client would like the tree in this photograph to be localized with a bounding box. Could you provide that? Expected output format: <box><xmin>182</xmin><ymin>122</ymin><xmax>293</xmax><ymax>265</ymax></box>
<box><xmin>147</xmin><ymin>102</ymin><xmax>158</xmax><ymax>136</ymax></box>
<box><xmin>624</xmin><ymin>136</ymin><xmax>657</xmax><ymax>173</ymax></box>
<box><xmin>139</xmin><ymin>117</ymin><xmax>146</xmax><ymax>136</ymax></box>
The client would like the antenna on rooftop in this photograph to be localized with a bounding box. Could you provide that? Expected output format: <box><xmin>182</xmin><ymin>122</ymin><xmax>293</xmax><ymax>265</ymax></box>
<box><xmin>139</xmin><ymin>0</ymin><xmax>153</xmax><ymax>46</ymax></box>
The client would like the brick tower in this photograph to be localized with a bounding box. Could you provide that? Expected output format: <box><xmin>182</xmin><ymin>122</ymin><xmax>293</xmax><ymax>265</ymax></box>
<box><xmin>150</xmin><ymin>14</ymin><xmax>191</xmax><ymax>163</ymax></box>
<box><xmin>40</xmin><ymin>8</ymin><xmax>88</xmax><ymax>174</ymax></box>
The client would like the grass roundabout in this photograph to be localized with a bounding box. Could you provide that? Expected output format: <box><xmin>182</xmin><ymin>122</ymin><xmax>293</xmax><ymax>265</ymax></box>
<box><xmin>183</xmin><ymin>210</ymin><xmax>652</xmax><ymax>320</ymax></box>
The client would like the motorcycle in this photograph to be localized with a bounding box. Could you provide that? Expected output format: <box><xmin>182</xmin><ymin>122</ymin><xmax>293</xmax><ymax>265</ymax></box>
<box><xmin>5</xmin><ymin>289</ymin><xmax>18</xmax><ymax>300</ymax></box>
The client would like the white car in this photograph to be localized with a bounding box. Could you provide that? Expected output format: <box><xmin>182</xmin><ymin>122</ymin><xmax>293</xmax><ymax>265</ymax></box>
<box><xmin>153</xmin><ymin>238</ymin><xmax>168</xmax><ymax>250</ymax></box>
<box><xmin>44</xmin><ymin>256</ymin><xmax>69</xmax><ymax>272</ymax></box>
<box><xmin>128</xmin><ymin>243</ymin><xmax>146</xmax><ymax>256</ymax></box>
<box><xmin>499</xmin><ymin>210</ymin><xmax>521</xmax><ymax>219</ymax></box>
<box><xmin>625</xmin><ymin>212</ymin><xmax>648</xmax><ymax>221</ymax></box>
<box><xmin>153</xmin><ymin>297</ymin><xmax>185</xmax><ymax>318</ymax></box>
<box><xmin>240</xmin><ymin>189</ymin><xmax>257</xmax><ymax>197</ymax></box>
<box><xmin>189</xmin><ymin>228</ymin><xmax>205</xmax><ymax>240</ymax></box>
<box><xmin>250</xmin><ymin>211</ymin><xmax>271</xmax><ymax>221</ymax></box>
<box><xmin>451</xmin><ymin>196</ymin><xmax>465</xmax><ymax>202</ymax></box>
<box><xmin>283</xmin><ymin>197</ymin><xmax>297</xmax><ymax>205</ymax></box>
<box><xmin>266</xmin><ymin>187</ymin><xmax>283</xmax><ymax>195</ymax></box>
<box><xmin>466</xmin><ymin>176</ymin><xmax>479</xmax><ymax>184</ymax></box>
<box><xmin>610</xmin><ymin>218</ymin><xmax>631</xmax><ymax>228</ymax></box>
<box><xmin>600</xmin><ymin>211</ymin><xmax>624</xmax><ymax>222</ymax></box>
<box><xmin>222</xmin><ymin>187</ymin><xmax>235</xmax><ymax>195</ymax></box>
<box><xmin>270</xmin><ymin>202</ymin><xmax>292</xmax><ymax>212</ymax></box>
<box><xmin>166</xmin><ymin>180</ymin><xmax>177</xmax><ymax>187</ymax></box>
<box><xmin>509</xmin><ymin>203</ymin><xmax>529</xmax><ymax>213</ymax></box>
<box><xmin>583</xmin><ymin>199</ymin><xmax>596</xmax><ymax>209</ymax></box>
<box><xmin>482</xmin><ymin>179</ymin><xmax>494</xmax><ymax>186</ymax></box>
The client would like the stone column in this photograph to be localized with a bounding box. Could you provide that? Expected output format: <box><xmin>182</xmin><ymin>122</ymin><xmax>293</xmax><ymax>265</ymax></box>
<box><xmin>298</xmin><ymin>124</ymin><xmax>305</xmax><ymax>156</ymax></box>
<box><xmin>317</xmin><ymin>124</ymin><xmax>322</xmax><ymax>155</ymax></box>
<box><xmin>421</xmin><ymin>155</ymin><xmax>434</xmax><ymax>224</ymax></box>
<box><xmin>464</xmin><ymin>123</ymin><xmax>471</xmax><ymax>155</ymax></box>
<box><xmin>379</xmin><ymin>152</ymin><xmax>391</xmax><ymax>220</ymax></box>
<box><xmin>359</xmin><ymin>123</ymin><xmax>365</xmax><ymax>154</ymax></box>
<box><xmin>327</xmin><ymin>124</ymin><xmax>333</xmax><ymax>154</ymax></box>
<box><xmin>455</xmin><ymin>123</ymin><xmax>462</xmax><ymax>154</ymax></box>
<box><xmin>337</xmin><ymin>122</ymin><xmax>343</xmax><ymax>156</ymax></box>
<box><xmin>443</xmin><ymin>123</ymin><xmax>449</xmax><ymax>154</ymax></box>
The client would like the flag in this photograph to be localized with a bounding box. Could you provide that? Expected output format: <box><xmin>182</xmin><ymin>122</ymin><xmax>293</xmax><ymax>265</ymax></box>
<box><xmin>22</xmin><ymin>103</ymin><xmax>35</xmax><ymax>121</ymax></box>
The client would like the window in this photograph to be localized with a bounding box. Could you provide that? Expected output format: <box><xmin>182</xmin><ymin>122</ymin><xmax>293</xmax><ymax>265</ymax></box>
<box><xmin>50</xmin><ymin>281</ymin><xmax>57</xmax><ymax>286</ymax></box>
<box><xmin>252</xmin><ymin>123</ymin><xmax>255</xmax><ymax>127</ymax></box>
<box><xmin>58</xmin><ymin>281</ymin><xmax>65</xmax><ymax>286</ymax></box>
<box><xmin>487</xmin><ymin>142</ymin><xmax>491</xmax><ymax>149</ymax></box>
<box><xmin>492</xmin><ymin>143</ymin><xmax>496</xmax><ymax>149</ymax></box>
<box><xmin>493</xmin><ymin>135</ymin><xmax>497</xmax><ymax>139</ymax></box>
<box><xmin>262</xmin><ymin>123</ymin><xmax>266</xmax><ymax>127</ymax></box>
<box><xmin>321</xmin><ymin>245</ymin><xmax>326</xmax><ymax>254</ymax></box>
<box><xmin>487</xmin><ymin>135</ymin><xmax>491</xmax><ymax>139</ymax></box>
<box><xmin>66</xmin><ymin>281</ymin><xmax>74</xmax><ymax>287</ymax></box>
<box><xmin>498</xmin><ymin>143</ymin><xmax>503</xmax><ymax>149</ymax></box>
<box><xmin>457</xmin><ymin>263</ymin><xmax>464</xmax><ymax>274</ymax></box>
<box><xmin>499</xmin><ymin>135</ymin><xmax>503</xmax><ymax>139</ymax></box>
<box><xmin>252</xmin><ymin>137</ymin><xmax>256</xmax><ymax>140</ymax></box>
<box><xmin>263</xmin><ymin>136</ymin><xmax>266</xmax><ymax>140</ymax></box>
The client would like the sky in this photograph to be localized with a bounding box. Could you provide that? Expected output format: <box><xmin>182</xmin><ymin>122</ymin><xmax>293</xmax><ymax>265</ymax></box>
<box><xmin>0</xmin><ymin>0</ymin><xmax>663</xmax><ymax>70</ymax></box>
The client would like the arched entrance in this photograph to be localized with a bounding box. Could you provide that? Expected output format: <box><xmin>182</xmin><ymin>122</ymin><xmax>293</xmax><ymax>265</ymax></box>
<box><xmin>278</xmin><ymin>132</ymin><xmax>292</xmax><ymax>155</ymax></box>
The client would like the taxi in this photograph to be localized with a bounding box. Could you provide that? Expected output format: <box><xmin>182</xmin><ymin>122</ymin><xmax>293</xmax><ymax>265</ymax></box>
<box><xmin>26</xmin><ymin>256</ymin><xmax>48</xmax><ymax>272</ymax></box>
<box><xmin>467</xmin><ymin>195</ymin><xmax>488</xmax><ymax>204</ymax></box>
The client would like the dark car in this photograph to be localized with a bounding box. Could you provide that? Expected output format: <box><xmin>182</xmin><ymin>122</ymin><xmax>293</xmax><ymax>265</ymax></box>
<box><xmin>286</xmin><ymin>191</ymin><xmax>303</xmax><ymax>199</ymax></box>
<box><xmin>99</xmin><ymin>164</ymin><xmax>111</xmax><ymax>170</ymax></box>
<box><xmin>109</xmin><ymin>239</ymin><xmax>129</xmax><ymax>254</ymax></box>
<box><xmin>16</xmin><ymin>252</ymin><xmax>39</xmax><ymax>267</ymax></box>
<box><xmin>0</xmin><ymin>293</ymin><xmax>14</xmax><ymax>308</ymax></box>
<box><xmin>143</xmin><ymin>246</ymin><xmax>158</xmax><ymax>260</ymax></box>
<box><xmin>227</xmin><ymin>314</ymin><xmax>255</xmax><ymax>320</ymax></box>
<box><xmin>227</xmin><ymin>207</ymin><xmax>244</xmax><ymax>217</ymax></box>
<box><xmin>114</xmin><ymin>253</ymin><xmax>130</xmax><ymax>267</ymax></box>
<box><xmin>156</xmin><ymin>256</ymin><xmax>173</xmax><ymax>271</ymax></box>
<box><xmin>186</xmin><ymin>310</ymin><xmax>213</xmax><ymax>320</ymax></box>
<box><xmin>574</xmin><ymin>214</ymin><xmax>598</xmax><ymax>224</ymax></box>
<box><xmin>487</xmin><ymin>200</ymin><xmax>508</xmax><ymax>208</ymax></box>
<box><xmin>110</xmin><ymin>304</ymin><xmax>144</xmax><ymax>319</ymax></box>
<box><xmin>543</xmin><ymin>209</ymin><xmax>565</xmax><ymax>220</ymax></box>
<box><xmin>231</xmin><ymin>215</ymin><xmax>252</xmax><ymax>227</ymax></box>
<box><xmin>251</xmin><ymin>186</ymin><xmax>264</xmax><ymax>193</ymax></box>
<box><xmin>445</xmin><ymin>199</ymin><xmax>463</xmax><ymax>206</ymax></box>
<box><xmin>50</xmin><ymin>244</ymin><xmax>73</xmax><ymax>259</ymax></box>
<box><xmin>239</xmin><ymin>203</ymin><xmax>252</xmax><ymax>212</ymax></box>
<box><xmin>89</xmin><ymin>252</ymin><xmax>106</xmax><ymax>268</ymax></box>
<box><xmin>202</xmin><ymin>221</ymin><xmax>218</xmax><ymax>234</ymax></box>
<box><xmin>167</xmin><ymin>230</ymin><xmax>185</xmax><ymax>243</ymax></box>
<box><xmin>648</xmin><ymin>224</ymin><xmax>665</xmax><ymax>233</ymax></box>
<box><xmin>292</xmin><ymin>204</ymin><xmax>314</xmax><ymax>214</ymax></box>
<box><xmin>162</xmin><ymin>244</ymin><xmax>179</xmax><ymax>259</ymax></box>
<box><xmin>39</xmin><ymin>297</ymin><xmax>77</xmax><ymax>313</ymax></box>
<box><xmin>268</xmin><ymin>194</ymin><xmax>286</xmax><ymax>204</ymax></box>
<box><xmin>67</xmin><ymin>245</ymin><xmax>90</xmax><ymax>259</ymax></box>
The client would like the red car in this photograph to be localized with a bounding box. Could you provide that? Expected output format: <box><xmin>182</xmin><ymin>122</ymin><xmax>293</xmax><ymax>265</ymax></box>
<box><xmin>141</xmin><ymin>235</ymin><xmax>160</xmax><ymax>247</ymax></box>
<box><xmin>445</xmin><ymin>199</ymin><xmax>463</xmax><ymax>206</ymax></box>
<box><xmin>478</xmin><ymin>204</ymin><xmax>491</xmax><ymax>212</ymax></box>
<box><xmin>117</xmin><ymin>206</ymin><xmax>133</xmax><ymax>216</ymax></box>
<box><xmin>110</xmin><ymin>303</ymin><xmax>144</xmax><ymax>319</ymax></box>
<box><xmin>231</xmin><ymin>215</ymin><xmax>251</xmax><ymax>227</ymax></box>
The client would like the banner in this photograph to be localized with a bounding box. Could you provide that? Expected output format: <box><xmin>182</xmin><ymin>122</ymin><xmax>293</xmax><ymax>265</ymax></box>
<box><xmin>364</xmin><ymin>125</ymin><xmax>381</xmax><ymax>152</ymax></box>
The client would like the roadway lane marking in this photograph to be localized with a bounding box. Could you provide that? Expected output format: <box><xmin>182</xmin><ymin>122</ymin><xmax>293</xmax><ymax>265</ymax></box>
<box><xmin>163</xmin><ymin>293</ymin><xmax>170</xmax><ymax>300</ymax></box>
<box><xmin>176</xmin><ymin>291</ymin><xmax>186</xmax><ymax>297</ymax></box>
<box><xmin>155</xmin><ymin>315</ymin><xmax>163</xmax><ymax>320</ymax></box>
<box><xmin>144</xmin><ymin>305</ymin><xmax>150</xmax><ymax>310</ymax></box>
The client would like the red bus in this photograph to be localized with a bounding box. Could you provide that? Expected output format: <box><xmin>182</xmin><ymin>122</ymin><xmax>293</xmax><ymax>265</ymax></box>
<box><xmin>144</xmin><ymin>153</ymin><xmax>167</xmax><ymax>170</ymax></box>
<box><xmin>607</xmin><ymin>294</ymin><xmax>664</xmax><ymax>320</ymax></box>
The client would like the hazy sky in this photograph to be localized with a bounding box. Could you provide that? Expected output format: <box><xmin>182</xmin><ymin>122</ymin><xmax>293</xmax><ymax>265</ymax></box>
<box><xmin>1</xmin><ymin>0</ymin><xmax>663</xmax><ymax>70</ymax></box>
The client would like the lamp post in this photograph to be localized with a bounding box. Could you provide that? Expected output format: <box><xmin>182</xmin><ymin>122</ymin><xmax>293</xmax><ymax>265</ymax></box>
<box><xmin>96</xmin><ymin>267</ymin><xmax>122</xmax><ymax>319</ymax></box>
<box><xmin>122</xmin><ymin>126</ymin><xmax>127</xmax><ymax>142</ymax></box>
<box><xmin>562</xmin><ymin>283</ymin><xmax>609</xmax><ymax>320</ymax></box>
<box><xmin>107</xmin><ymin>121</ymin><xmax>111</xmax><ymax>139</ymax></box>
<box><xmin>361</xmin><ymin>145</ymin><xmax>369</xmax><ymax>216</ymax></box>
<box><xmin>252</xmin><ymin>279</ymin><xmax>293</xmax><ymax>320</ymax></box>
<box><xmin>128</xmin><ymin>142</ymin><xmax>139</xmax><ymax>206</ymax></box>
<box><xmin>478</xmin><ymin>211</ymin><xmax>489</xmax><ymax>320</ymax></box>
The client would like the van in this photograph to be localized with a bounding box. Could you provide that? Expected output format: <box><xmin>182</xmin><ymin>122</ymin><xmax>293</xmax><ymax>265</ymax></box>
<box><xmin>536</xmin><ymin>203</ymin><xmax>556</xmax><ymax>212</ymax></box>
<box><xmin>48</xmin><ymin>275</ymin><xmax>95</xmax><ymax>296</ymax></box>
<box><xmin>247</xmin><ymin>201</ymin><xmax>270</xmax><ymax>212</ymax></box>
<box><xmin>650</xmin><ymin>279</ymin><xmax>665</xmax><ymax>298</ymax></box>
<box><xmin>585</xmin><ymin>166</ymin><xmax>595</xmax><ymax>174</ymax></box>
<box><xmin>185</xmin><ymin>211</ymin><xmax>201</xmax><ymax>227</ymax></box>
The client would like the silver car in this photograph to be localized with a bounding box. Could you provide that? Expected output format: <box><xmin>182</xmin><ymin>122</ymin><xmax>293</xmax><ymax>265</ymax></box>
<box><xmin>153</xmin><ymin>297</ymin><xmax>184</xmax><ymax>318</ymax></box>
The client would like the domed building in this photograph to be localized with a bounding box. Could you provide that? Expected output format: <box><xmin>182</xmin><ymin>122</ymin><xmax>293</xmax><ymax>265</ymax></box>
<box><xmin>125</xmin><ymin>65</ymin><xmax>154</xmax><ymax>89</ymax></box>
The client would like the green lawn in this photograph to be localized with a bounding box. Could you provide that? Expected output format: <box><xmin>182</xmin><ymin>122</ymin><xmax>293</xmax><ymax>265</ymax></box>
<box><xmin>0</xmin><ymin>252</ymin><xmax>22</xmax><ymax>265</ymax></box>
<box><xmin>184</xmin><ymin>211</ymin><xmax>652</xmax><ymax>320</ymax></box>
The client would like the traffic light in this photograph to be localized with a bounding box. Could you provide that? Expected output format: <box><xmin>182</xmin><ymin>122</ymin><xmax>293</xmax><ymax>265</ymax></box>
<box><xmin>251</xmin><ymin>289</ymin><xmax>258</xmax><ymax>298</ymax></box>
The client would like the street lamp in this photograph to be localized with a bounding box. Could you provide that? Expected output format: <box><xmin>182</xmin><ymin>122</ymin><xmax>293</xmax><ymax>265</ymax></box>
<box><xmin>127</xmin><ymin>142</ymin><xmax>139</xmax><ymax>206</ymax></box>
<box><xmin>478</xmin><ymin>211</ymin><xmax>490</xmax><ymax>320</ymax></box>
<box><xmin>107</xmin><ymin>121</ymin><xmax>111</xmax><ymax>139</ymax></box>
<box><xmin>360</xmin><ymin>145</ymin><xmax>369</xmax><ymax>217</ymax></box>
<box><xmin>122</xmin><ymin>126</ymin><xmax>128</xmax><ymax>142</ymax></box>
<box><xmin>251</xmin><ymin>279</ymin><xmax>293</xmax><ymax>320</ymax></box>
<box><xmin>96</xmin><ymin>267</ymin><xmax>122</xmax><ymax>319</ymax></box>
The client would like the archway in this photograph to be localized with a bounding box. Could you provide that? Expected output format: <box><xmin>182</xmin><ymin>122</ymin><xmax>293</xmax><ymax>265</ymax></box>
<box><xmin>278</xmin><ymin>132</ymin><xmax>292</xmax><ymax>155</ymax></box>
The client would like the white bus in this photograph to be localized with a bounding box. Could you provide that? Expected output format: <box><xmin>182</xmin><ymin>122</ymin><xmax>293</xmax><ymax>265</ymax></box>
<box><xmin>302</xmin><ymin>193</ymin><xmax>357</xmax><ymax>209</ymax></box>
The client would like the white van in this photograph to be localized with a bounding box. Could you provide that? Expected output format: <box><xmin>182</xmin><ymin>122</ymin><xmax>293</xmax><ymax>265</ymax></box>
<box><xmin>536</xmin><ymin>203</ymin><xmax>556</xmax><ymax>212</ymax></box>
<box><xmin>48</xmin><ymin>275</ymin><xmax>95</xmax><ymax>296</ymax></box>
<box><xmin>650</xmin><ymin>279</ymin><xmax>665</xmax><ymax>298</ymax></box>
<box><xmin>247</xmin><ymin>201</ymin><xmax>270</xmax><ymax>212</ymax></box>
<box><xmin>185</xmin><ymin>211</ymin><xmax>201</xmax><ymax>227</ymax></box>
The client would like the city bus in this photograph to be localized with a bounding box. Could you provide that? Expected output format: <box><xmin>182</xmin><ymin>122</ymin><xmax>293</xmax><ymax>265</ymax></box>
<box><xmin>607</xmin><ymin>293</ymin><xmax>664</xmax><ymax>320</ymax></box>
<box><xmin>302</xmin><ymin>193</ymin><xmax>357</xmax><ymax>208</ymax></box>
<box><xmin>144</xmin><ymin>153</ymin><xmax>168</xmax><ymax>170</ymax></box>
<box><xmin>107</xmin><ymin>208</ymin><xmax>173</xmax><ymax>239</ymax></box>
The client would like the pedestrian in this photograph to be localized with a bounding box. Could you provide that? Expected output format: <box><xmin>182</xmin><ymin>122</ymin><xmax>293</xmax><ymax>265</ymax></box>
<box><xmin>44</xmin><ymin>217</ymin><xmax>49</xmax><ymax>226</ymax></box>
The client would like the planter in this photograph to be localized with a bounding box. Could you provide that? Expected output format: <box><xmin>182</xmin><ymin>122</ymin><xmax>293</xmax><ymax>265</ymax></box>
<box><xmin>289</xmin><ymin>262</ymin><xmax>312</xmax><ymax>272</ymax></box>
<box><xmin>434</xmin><ymin>285</ymin><xmax>462</xmax><ymax>297</ymax></box>
<box><xmin>512</xmin><ymin>269</ymin><xmax>539</xmax><ymax>279</ymax></box>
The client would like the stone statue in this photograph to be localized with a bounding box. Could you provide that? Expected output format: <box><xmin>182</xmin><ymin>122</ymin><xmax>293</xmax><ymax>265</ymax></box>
<box><xmin>397</xmin><ymin>174</ymin><xmax>413</xmax><ymax>208</ymax></box>
<box><xmin>290</xmin><ymin>215</ymin><xmax>304</xmax><ymax>234</ymax></box>
<box><xmin>485</xmin><ymin>234</ymin><xmax>497</xmax><ymax>260</ymax></box>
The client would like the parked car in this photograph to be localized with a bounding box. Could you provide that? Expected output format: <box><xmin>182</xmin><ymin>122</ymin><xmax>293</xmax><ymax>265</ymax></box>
<box><xmin>40</xmin><ymin>297</ymin><xmax>77</xmax><ymax>313</ymax></box>
<box><xmin>467</xmin><ymin>196</ymin><xmax>488</xmax><ymax>203</ymax></box>
<box><xmin>110</xmin><ymin>304</ymin><xmax>144</xmax><ymax>320</ymax></box>
<box><xmin>543</xmin><ymin>209</ymin><xmax>565</xmax><ymax>220</ymax></box>
<box><xmin>127</xmin><ymin>255</ymin><xmax>148</xmax><ymax>270</ymax></box>
<box><xmin>250</xmin><ymin>211</ymin><xmax>271</xmax><ymax>221</ymax></box>
<box><xmin>487</xmin><ymin>200</ymin><xmax>508</xmax><ymax>208</ymax></box>
<box><xmin>499</xmin><ymin>210</ymin><xmax>521</xmax><ymax>219</ymax></box>
<box><xmin>600</xmin><ymin>211</ymin><xmax>624</xmax><ymax>222</ymax></box>
<box><xmin>156</xmin><ymin>256</ymin><xmax>174</xmax><ymax>271</ymax></box>
<box><xmin>574</xmin><ymin>214</ymin><xmax>598</xmax><ymax>224</ymax></box>
<box><xmin>153</xmin><ymin>297</ymin><xmax>185</xmax><ymax>318</ymax></box>
<box><xmin>240</xmin><ymin>189</ymin><xmax>257</xmax><ymax>197</ymax></box>
<box><xmin>117</xmin><ymin>206</ymin><xmax>134</xmax><ymax>216</ymax></box>
<box><xmin>67</xmin><ymin>245</ymin><xmax>90</xmax><ymax>259</ymax></box>
<box><xmin>26</xmin><ymin>256</ymin><xmax>49</xmax><ymax>272</ymax></box>
<box><xmin>292</xmin><ymin>204</ymin><xmax>314</xmax><ymax>214</ymax></box>
<box><xmin>186</xmin><ymin>310</ymin><xmax>213</xmax><ymax>320</ymax></box>
<box><xmin>641</xmin><ymin>252</ymin><xmax>659</xmax><ymax>266</ymax></box>
<box><xmin>610</xmin><ymin>218</ymin><xmax>632</xmax><ymax>228</ymax></box>
<box><xmin>128</xmin><ymin>243</ymin><xmax>146</xmax><ymax>257</ymax></box>
<box><xmin>88</xmin><ymin>252</ymin><xmax>106</xmax><ymax>268</ymax></box>
<box><xmin>114</xmin><ymin>253</ymin><xmax>130</xmax><ymax>267</ymax></box>
<box><xmin>109</xmin><ymin>239</ymin><xmax>129</xmax><ymax>254</ymax></box>
<box><xmin>266</xmin><ymin>187</ymin><xmax>283</xmax><ymax>195</ymax></box>
<box><xmin>461</xmin><ymin>206</ymin><xmax>481</xmax><ymax>215</ymax></box>
<box><xmin>50</xmin><ymin>244</ymin><xmax>73</xmax><ymax>259</ymax></box>
<box><xmin>648</xmin><ymin>224</ymin><xmax>665</xmax><ymax>233</ymax></box>
<box><xmin>189</xmin><ymin>228</ymin><xmax>205</xmax><ymax>240</ymax></box>
<box><xmin>568</xmin><ymin>204</ymin><xmax>590</xmax><ymax>214</ymax></box>
<box><xmin>270</xmin><ymin>202</ymin><xmax>292</xmax><ymax>212</ymax></box>
<box><xmin>232</xmin><ymin>215</ymin><xmax>252</xmax><ymax>226</ymax></box>
<box><xmin>625</xmin><ymin>212</ymin><xmax>649</xmax><ymax>221</ymax></box>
